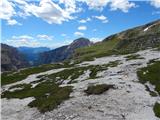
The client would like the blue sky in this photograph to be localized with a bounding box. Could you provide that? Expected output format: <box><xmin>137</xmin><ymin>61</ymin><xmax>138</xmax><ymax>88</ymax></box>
<box><xmin>1</xmin><ymin>0</ymin><xmax>160</xmax><ymax>49</ymax></box>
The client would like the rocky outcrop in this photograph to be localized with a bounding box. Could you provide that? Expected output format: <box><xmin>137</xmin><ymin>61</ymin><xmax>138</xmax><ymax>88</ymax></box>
<box><xmin>1</xmin><ymin>44</ymin><xmax>29</xmax><ymax>72</ymax></box>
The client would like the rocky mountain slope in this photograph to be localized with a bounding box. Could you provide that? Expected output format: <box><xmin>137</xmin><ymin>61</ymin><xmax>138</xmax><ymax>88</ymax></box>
<box><xmin>38</xmin><ymin>37</ymin><xmax>92</xmax><ymax>64</ymax></box>
<box><xmin>1</xmin><ymin>48</ymin><xmax>160</xmax><ymax>120</ymax></box>
<box><xmin>73</xmin><ymin>19</ymin><xmax>160</xmax><ymax>61</ymax></box>
<box><xmin>1</xmin><ymin>44</ymin><xmax>29</xmax><ymax>72</ymax></box>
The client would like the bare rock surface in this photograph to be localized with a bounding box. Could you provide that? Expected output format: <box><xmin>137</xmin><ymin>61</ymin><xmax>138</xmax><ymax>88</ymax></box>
<box><xmin>1</xmin><ymin>49</ymin><xmax>160</xmax><ymax>120</ymax></box>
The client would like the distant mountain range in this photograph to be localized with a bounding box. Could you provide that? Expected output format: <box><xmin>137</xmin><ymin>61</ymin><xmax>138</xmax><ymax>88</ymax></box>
<box><xmin>1</xmin><ymin>44</ymin><xmax>29</xmax><ymax>72</ymax></box>
<box><xmin>38</xmin><ymin>37</ymin><xmax>93</xmax><ymax>64</ymax></box>
<box><xmin>1</xmin><ymin>38</ymin><xmax>92</xmax><ymax>71</ymax></box>
<box><xmin>18</xmin><ymin>47</ymin><xmax>50</xmax><ymax>65</ymax></box>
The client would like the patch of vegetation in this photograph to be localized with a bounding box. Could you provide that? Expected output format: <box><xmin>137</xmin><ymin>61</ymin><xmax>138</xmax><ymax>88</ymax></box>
<box><xmin>48</xmin><ymin>66</ymin><xmax>88</xmax><ymax>84</ymax></box>
<box><xmin>147</xmin><ymin>58</ymin><xmax>159</xmax><ymax>65</ymax></box>
<box><xmin>1</xmin><ymin>62</ymin><xmax>75</xmax><ymax>86</ymax></box>
<box><xmin>2</xmin><ymin>81</ymin><xmax>73</xmax><ymax>113</ymax></box>
<box><xmin>36</xmin><ymin>74</ymin><xmax>47</xmax><ymax>78</ymax></box>
<box><xmin>107</xmin><ymin>60</ymin><xmax>121</xmax><ymax>67</ymax></box>
<box><xmin>89</xmin><ymin>60</ymin><xmax>121</xmax><ymax>79</ymax></box>
<box><xmin>153</xmin><ymin>102</ymin><xmax>160</xmax><ymax>118</ymax></box>
<box><xmin>48</xmin><ymin>61</ymin><xmax>120</xmax><ymax>84</ymax></box>
<box><xmin>84</xmin><ymin>84</ymin><xmax>114</xmax><ymax>95</ymax></box>
<box><xmin>137</xmin><ymin>61</ymin><xmax>160</xmax><ymax>95</ymax></box>
<box><xmin>28</xmin><ymin>86</ymin><xmax>73</xmax><ymax>113</ymax></box>
<box><xmin>125</xmin><ymin>54</ymin><xmax>144</xmax><ymax>61</ymax></box>
<box><xmin>89</xmin><ymin>65</ymin><xmax>107</xmax><ymax>79</ymax></box>
<box><xmin>9</xmin><ymin>84</ymin><xmax>32</xmax><ymax>90</ymax></box>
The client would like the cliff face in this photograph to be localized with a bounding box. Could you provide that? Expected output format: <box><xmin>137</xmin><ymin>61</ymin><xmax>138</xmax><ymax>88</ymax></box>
<box><xmin>1</xmin><ymin>44</ymin><xmax>29</xmax><ymax>72</ymax></box>
<box><xmin>38</xmin><ymin>38</ymin><xmax>92</xmax><ymax>64</ymax></box>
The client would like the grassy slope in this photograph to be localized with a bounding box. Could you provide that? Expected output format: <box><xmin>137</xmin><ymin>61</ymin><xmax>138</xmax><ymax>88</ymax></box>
<box><xmin>73</xmin><ymin>20</ymin><xmax>160</xmax><ymax>62</ymax></box>
<box><xmin>1</xmin><ymin>62</ymin><xmax>74</xmax><ymax>85</ymax></box>
<box><xmin>137</xmin><ymin>61</ymin><xmax>160</xmax><ymax>95</ymax></box>
<box><xmin>2</xmin><ymin>61</ymin><xmax>120</xmax><ymax>112</ymax></box>
<box><xmin>74</xmin><ymin>36</ymin><xmax>120</xmax><ymax>62</ymax></box>
<box><xmin>137</xmin><ymin>61</ymin><xmax>160</xmax><ymax>118</ymax></box>
<box><xmin>2</xmin><ymin>81</ymin><xmax>73</xmax><ymax>113</ymax></box>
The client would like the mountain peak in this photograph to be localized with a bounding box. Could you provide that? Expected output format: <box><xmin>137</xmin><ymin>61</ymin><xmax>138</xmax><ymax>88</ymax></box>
<box><xmin>37</xmin><ymin>38</ymin><xmax>92</xmax><ymax>64</ymax></box>
<box><xmin>71</xmin><ymin>37</ymin><xmax>90</xmax><ymax>44</ymax></box>
<box><xmin>70</xmin><ymin>37</ymin><xmax>92</xmax><ymax>49</ymax></box>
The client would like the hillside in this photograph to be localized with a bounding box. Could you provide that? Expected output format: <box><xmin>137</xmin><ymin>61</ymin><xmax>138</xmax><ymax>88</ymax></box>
<box><xmin>1</xmin><ymin>44</ymin><xmax>29</xmax><ymax>72</ymax></box>
<box><xmin>1</xmin><ymin>48</ymin><xmax>160</xmax><ymax>120</ymax></box>
<box><xmin>73</xmin><ymin>20</ymin><xmax>160</xmax><ymax>62</ymax></box>
<box><xmin>38</xmin><ymin>37</ymin><xmax>92</xmax><ymax>64</ymax></box>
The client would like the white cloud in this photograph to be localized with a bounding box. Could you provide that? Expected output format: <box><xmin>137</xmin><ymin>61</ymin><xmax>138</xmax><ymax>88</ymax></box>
<box><xmin>93</xmin><ymin>15</ymin><xmax>106</xmax><ymax>20</ymax></box>
<box><xmin>12</xmin><ymin>35</ymin><xmax>34</xmax><ymax>40</ymax></box>
<box><xmin>78</xmin><ymin>26</ymin><xmax>87</xmax><ymax>30</ymax></box>
<box><xmin>0</xmin><ymin>0</ymin><xmax>20</xmax><ymax>25</ymax></box>
<box><xmin>59</xmin><ymin>0</ymin><xmax>76</xmax><ymax>14</ymax></box>
<box><xmin>37</xmin><ymin>34</ymin><xmax>53</xmax><ymax>40</ymax></box>
<box><xmin>150</xmin><ymin>0</ymin><xmax>160</xmax><ymax>8</ymax></box>
<box><xmin>152</xmin><ymin>11</ymin><xmax>160</xmax><ymax>15</ymax></box>
<box><xmin>74</xmin><ymin>32</ymin><xmax>84</xmax><ymax>36</ymax></box>
<box><xmin>25</xmin><ymin>0</ymin><xmax>74</xmax><ymax>24</ymax></box>
<box><xmin>61</xmin><ymin>34</ymin><xmax>67</xmax><ymax>37</ymax></box>
<box><xmin>1</xmin><ymin>0</ymin><xmax>137</xmax><ymax>25</ymax></box>
<box><xmin>109</xmin><ymin>0</ymin><xmax>136</xmax><ymax>13</ymax></box>
<box><xmin>78</xmin><ymin>0</ymin><xmax>135</xmax><ymax>12</ymax></box>
<box><xmin>78</xmin><ymin>0</ymin><xmax>110</xmax><ymax>10</ymax></box>
<box><xmin>90</xmin><ymin>37</ymin><xmax>103</xmax><ymax>43</ymax></box>
<box><xmin>7</xmin><ymin>19</ymin><xmax>21</xmax><ymax>25</ymax></box>
<box><xmin>102</xmin><ymin>20</ymin><xmax>108</xmax><ymax>23</ymax></box>
<box><xmin>5</xmin><ymin>35</ymin><xmax>40</xmax><ymax>47</ymax></box>
<box><xmin>2</xmin><ymin>0</ymin><xmax>79</xmax><ymax>25</ymax></box>
<box><xmin>93</xmin><ymin>15</ymin><xmax>108</xmax><ymax>23</ymax></box>
<box><xmin>79</xmin><ymin>17</ymin><xmax>91</xmax><ymax>23</ymax></box>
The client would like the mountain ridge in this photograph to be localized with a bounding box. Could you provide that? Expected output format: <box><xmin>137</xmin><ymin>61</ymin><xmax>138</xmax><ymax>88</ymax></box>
<box><xmin>38</xmin><ymin>37</ymin><xmax>92</xmax><ymax>64</ymax></box>
<box><xmin>73</xmin><ymin>19</ymin><xmax>160</xmax><ymax>61</ymax></box>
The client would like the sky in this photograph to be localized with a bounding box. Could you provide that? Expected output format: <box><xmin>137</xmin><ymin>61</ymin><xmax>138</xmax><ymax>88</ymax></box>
<box><xmin>0</xmin><ymin>0</ymin><xmax>160</xmax><ymax>49</ymax></box>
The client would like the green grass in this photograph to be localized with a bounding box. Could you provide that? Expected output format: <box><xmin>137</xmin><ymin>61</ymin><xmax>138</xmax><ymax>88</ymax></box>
<box><xmin>89</xmin><ymin>60</ymin><xmax>120</xmax><ymax>79</ymax></box>
<box><xmin>84</xmin><ymin>84</ymin><xmax>114</xmax><ymax>95</ymax></box>
<box><xmin>28</xmin><ymin>85</ymin><xmax>73</xmax><ymax>113</ymax></box>
<box><xmin>1</xmin><ymin>62</ymin><xmax>74</xmax><ymax>86</ymax></box>
<box><xmin>47</xmin><ymin>66</ymin><xmax>88</xmax><ymax>84</ymax></box>
<box><xmin>2</xmin><ymin>81</ymin><xmax>73</xmax><ymax>113</ymax></box>
<box><xmin>74</xmin><ymin>37</ymin><xmax>120</xmax><ymax>62</ymax></box>
<box><xmin>27</xmin><ymin>60</ymin><xmax>120</xmax><ymax>86</ymax></box>
<box><xmin>137</xmin><ymin>61</ymin><xmax>160</xmax><ymax>95</ymax></box>
<box><xmin>153</xmin><ymin>102</ymin><xmax>160</xmax><ymax>118</ymax></box>
<box><xmin>9</xmin><ymin>84</ymin><xmax>32</xmax><ymax>90</ymax></box>
<box><xmin>125</xmin><ymin>54</ymin><xmax>144</xmax><ymax>61</ymax></box>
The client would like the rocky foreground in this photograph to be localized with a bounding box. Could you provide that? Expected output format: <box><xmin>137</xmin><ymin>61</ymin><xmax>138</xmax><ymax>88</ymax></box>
<box><xmin>1</xmin><ymin>48</ymin><xmax>160</xmax><ymax>120</ymax></box>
